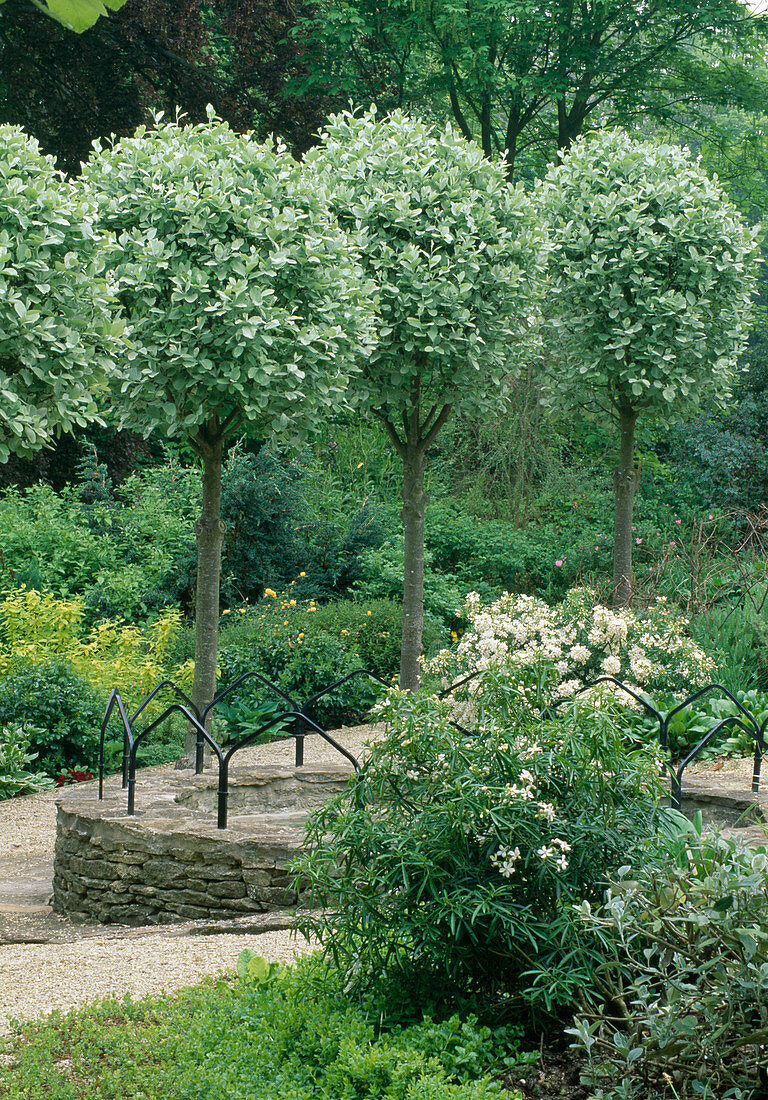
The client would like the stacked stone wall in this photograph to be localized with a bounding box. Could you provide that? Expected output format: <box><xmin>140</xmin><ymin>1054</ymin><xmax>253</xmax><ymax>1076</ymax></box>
<box><xmin>52</xmin><ymin>765</ymin><xmax>350</xmax><ymax>925</ymax></box>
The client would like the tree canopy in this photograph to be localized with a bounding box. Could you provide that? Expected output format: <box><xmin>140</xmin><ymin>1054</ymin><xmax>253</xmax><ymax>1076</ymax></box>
<box><xmin>538</xmin><ymin>128</ymin><xmax>760</xmax><ymax>604</ymax></box>
<box><xmin>299</xmin><ymin>0</ymin><xmax>768</xmax><ymax>177</ymax></box>
<box><xmin>0</xmin><ymin>124</ymin><xmax>120</xmax><ymax>463</ymax></box>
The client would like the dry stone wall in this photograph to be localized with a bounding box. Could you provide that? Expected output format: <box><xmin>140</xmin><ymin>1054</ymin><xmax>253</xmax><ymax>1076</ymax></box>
<box><xmin>53</xmin><ymin>765</ymin><xmax>351</xmax><ymax>925</ymax></box>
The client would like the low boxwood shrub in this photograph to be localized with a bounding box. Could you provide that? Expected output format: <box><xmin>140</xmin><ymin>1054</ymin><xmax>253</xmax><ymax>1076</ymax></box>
<box><xmin>295</xmin><ymin>681</ymin><xmax>667</xmax><ymax>1025</ymax></box>
<box><xmin>570</xmin><ymin>818</ymin><xmax>768</xmax><ymax>1099</ymax></box>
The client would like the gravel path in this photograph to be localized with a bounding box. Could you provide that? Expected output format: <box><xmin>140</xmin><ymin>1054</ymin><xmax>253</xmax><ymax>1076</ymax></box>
<box><xmin>0</xmin><ymin>725</ymin><xmax>381</xmax><ymax>1034</ymax></box>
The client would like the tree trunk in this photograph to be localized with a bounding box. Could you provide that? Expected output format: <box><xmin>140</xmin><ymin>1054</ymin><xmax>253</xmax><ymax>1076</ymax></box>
<box><xmin>400</xmin><ymin>443</ymin><xmax>427</xmax><ymax>691</ymax></box>
<box><xmin>613</xmin><ymin>406</ymin><xmax>639</xmax><ymax>609</ymax></box>
<box><xmin>185</xmin><ymin>428</ymin><xmax>225</xmax><ymax>760</ymax></box>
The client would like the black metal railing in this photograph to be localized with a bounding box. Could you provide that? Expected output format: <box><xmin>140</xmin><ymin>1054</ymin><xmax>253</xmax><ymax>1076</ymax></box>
<box><xmin>98</xmin><ymin>667</ymin><xmax>766</xmax><ymax>828</ymax></box>
<box><xmin>98</xmin><ymin>668</ymin><xmax>392</xmax><ymax>828</ymax></box>
<box><xmin>551</xmin><ymin>677</ymin><xmax>765</xmax><ymax>811</ymax></box>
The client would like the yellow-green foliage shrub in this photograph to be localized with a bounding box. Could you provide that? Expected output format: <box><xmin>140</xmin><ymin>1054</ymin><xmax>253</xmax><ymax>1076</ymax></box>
<box><xmin>0</xmin><ymin>587</ymin><xmax>187</xmax><ymax>711</ymax></box>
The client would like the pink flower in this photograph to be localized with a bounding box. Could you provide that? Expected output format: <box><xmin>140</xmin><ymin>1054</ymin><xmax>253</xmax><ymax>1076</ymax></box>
<box><xmin>555</xmin><ymin>559</ymin><xmax>564</xmax><ymax>567</ymax></box>
<box><xmin>636</xmin><ymin>538</ymin><xmax>642</xmax><ymax>544</ymax></box>
<box><xmin>594</xmin><ymin>546</ymin><xmax>599</xmax><ymax>551</ymax></box>
<box><xmin>670</xmin><ymin>541</ymin><xmax>676</xmax><ymax>547</ymax></box>
<box><xmin>675</xmin><ymin>519</ymin><xmax>681</xmax><ymax>525</ymax></box>
<box><xmin>708</xmin><ymin>513</ymin><xmax>714</xmax><ymax>520</ymax></box>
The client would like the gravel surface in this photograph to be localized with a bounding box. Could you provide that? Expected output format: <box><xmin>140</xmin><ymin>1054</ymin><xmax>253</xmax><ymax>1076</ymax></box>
<box><xmin>0</xmin><ymin>724</ymin><xmax>382</xmax><ymax>1034</ymax></box>
<box><xmin>0</xmin><ymin>931</ymin><xmax>316</xmax><ymax>1032</ymax></box>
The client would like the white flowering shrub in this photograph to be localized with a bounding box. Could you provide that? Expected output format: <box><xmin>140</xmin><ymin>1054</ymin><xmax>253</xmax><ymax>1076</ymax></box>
<box><xmin>295</xmin><ymin>686</ymin><xmax>666</xmax><ymax>1022</ymax></box>
<box><xmin>425</xmin><ymin>588</ymin><xmax>714</xmax><ymax>718</ymax></box>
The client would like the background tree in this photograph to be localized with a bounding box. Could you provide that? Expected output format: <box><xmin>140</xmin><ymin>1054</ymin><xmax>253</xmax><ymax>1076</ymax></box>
<box><xmin>80</xmin><ymin>114</ymin><xmax>371</xmax><ymax>751</ymax></box>
<box><xmin>0</xmin><ymin>124</ymin><xmax>119</xmax><ymax>464</ymax></box>
<box><xmin>299</xmin><ymin>0</ymin><xmax>768</xmax><ymax>178</ymax></box>
<box><xmin>0</xmin><ymin>0</ymin><xmax>127</xmax><ymax>33</ymax></box>
<box><xmin>304</xmin><ymin>110</ymin><xmax>546</xmax><ymax>689</ymax></box>
<box><xmin>0</xmin><ymin>0</ymin><xmax>331</xmax><ymax>176</ymax></box>
<box><xmin>538</xmin><ymin>128</ymin><xmax>759</xmax><ymax>607</ymax></box>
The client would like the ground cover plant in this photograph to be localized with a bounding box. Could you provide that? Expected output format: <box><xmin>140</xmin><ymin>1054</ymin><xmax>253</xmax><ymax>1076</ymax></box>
<box><xmin>0</xmin><ymin>955</ymin><xmax>520</xmax><ymax>1100</ymax></box>
<box><xmin>0</xmin><ymin>722</ymin><xmax>53</xmax><ymax>800</ymax></box>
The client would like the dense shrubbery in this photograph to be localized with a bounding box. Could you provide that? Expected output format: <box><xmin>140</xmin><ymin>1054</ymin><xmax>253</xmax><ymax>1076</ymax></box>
<box><xmin>296</xmin><ymin>683</ymin><xmax>667</xmax><ymax>1024</ymax></box>
<box><xmin>0</xmin><ymin>588</ymin><xmax>189</xmax><ymax>775</ymax></box>
<box><xmin>571</xmin><ymin>820</ymin><xmax>768</xmax><ymax>1099</ymax></box>
<box><xmin>0</xmin><ymin>467</ymin><xmax>199</xmax><ymax>622</ymax></box>
<box><xmin>215</xmin><ymin>592</ymin><xmax>436</xmax><ymax>734</ymax></box>
<box><xmin>0</xmin><ymin>660</ymin><xmax>103</xmax><ymax>776</ymax></box>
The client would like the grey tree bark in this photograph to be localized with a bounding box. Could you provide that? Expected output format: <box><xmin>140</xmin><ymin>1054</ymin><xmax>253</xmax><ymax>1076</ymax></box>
<box><xmin>613</xmin><ymin>404</ymin><xmax>639</xmax><ymax>609</ymax></box>
<box><xmin>185</xmin><ymin>419</ymin><xmax>225</xmax><ymax>760</ymax></box>
<box><xmin>400</xmin><ymin>441</ymin><xmax>427</xmax><ymax>691</ymax></box>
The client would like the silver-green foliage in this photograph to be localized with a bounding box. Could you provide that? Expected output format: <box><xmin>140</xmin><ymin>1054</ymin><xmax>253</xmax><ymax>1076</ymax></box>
<box><xmin>0</xmin><ymin>723</ymin><xmax>54</xmax><ymax>800</ymax></box>
<box><xmin>538</xmin><ymin>129</ymin><xmax>760</xmax><ymax>418</ymax></box>
<box><xmin>0</xmin><ymin>126</ymin><xmax>120</xmax><ymax>463</ymax></box>
<box><xmin>571</xmin><ymin>820</ymin><xmax>768</xmax><ymax>1099</ymax></box>
<box><xmin>304</xmin><ymin>109</ymin><xmax>547</xmax><ymax>424</ymax></box>
<box><xmin>79</xmin><ymin>113</ymin><xmax>373</xmax><ymax>443</ymax></box>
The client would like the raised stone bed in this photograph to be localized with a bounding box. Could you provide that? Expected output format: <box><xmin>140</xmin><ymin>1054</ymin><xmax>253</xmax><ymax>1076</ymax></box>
<box><xmin>676</xmin><ymin>771</ymin><xmax>768</xmax><ymax>844</ymax></box>
<box><xmin>53</xmin><ymin>764</ymin><xmax>352</xmax><ymax>925</ymax></box>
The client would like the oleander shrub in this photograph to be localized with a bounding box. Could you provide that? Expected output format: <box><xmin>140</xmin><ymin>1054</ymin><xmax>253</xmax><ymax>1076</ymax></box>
<box><xmin>424</xmin><ymin>588</ymin><xmax>715</xmax><ymax>724</ymax></box>
<box><xmin>570</xmin><ymin>819</ymin><xmax>768</xmax><ymax>1099</ymax></box>
<box><xmin>0</xmin><ymin>722</ymin><xmax>54</xmax><ymax>799</ymax></box>
<box><xmin>296</xmin><ymin>683</ymin><xmax>667</xmax><ymax>1024</ymax></box>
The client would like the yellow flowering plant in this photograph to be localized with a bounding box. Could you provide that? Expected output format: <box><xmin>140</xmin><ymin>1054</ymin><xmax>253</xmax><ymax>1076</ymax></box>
<box><xmin>0</xmin><ymin>587</ymin><xmax>187</xmax><ymax>712</ymax></box>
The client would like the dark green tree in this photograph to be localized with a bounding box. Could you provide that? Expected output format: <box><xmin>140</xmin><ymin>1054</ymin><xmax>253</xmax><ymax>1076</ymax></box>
<box><xmin>299</xmin><ymin>0</ymin><xmax>768</xmax><ymax>177</ymax></box>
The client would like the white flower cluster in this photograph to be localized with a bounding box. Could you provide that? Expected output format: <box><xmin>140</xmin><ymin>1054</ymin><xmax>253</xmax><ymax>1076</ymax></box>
<box><xmin>427</xmin><ymin>587</ymin><xmax>714</xmax><ymax>704</ymax></box>
<box><xmin>491</xmin><ymin>844</ymin><xmax>521</xmax><ymax>878</ymax></box>
<box><xmin>537</xmin><ymin>837</ymin><xmax>571</xmax><ymax>871</ymax></box>
<box><xmin>501</xmin><ymin>769</ymin><xmax>537</xmax><ymax>803</ymax></box>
